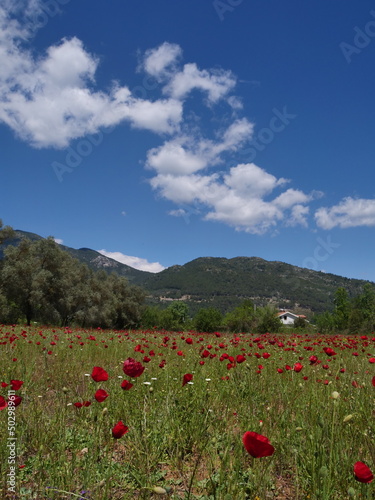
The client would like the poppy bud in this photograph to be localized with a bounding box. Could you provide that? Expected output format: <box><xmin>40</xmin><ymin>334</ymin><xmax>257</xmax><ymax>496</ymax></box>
<box><xmin>62</xmin><ymin>387</ymin><xmax>69</xmax><ymax>394</ymax></box>
<box><xmin>331</xmin><ymin>391</ymin><xmax>340</xmax><ymax>400</ymax></box>
<box><xmin>319</xmin><ymin>466</ymin><xmax>328</xmax><ymax>478</ymax></box>
<box><xmin>152</xmin><ymin>486</ymin><xmax>167</xmax><ymax>495</ymax></box>
<box><xmin>347</xmin><ymin>487</ymin><xmax>356</xmax><ymax>497</ymax></box>
<box><xmin>343</xmin><ymin>414</ymin><xmax>353</xmax><ymax>423</ymax></box>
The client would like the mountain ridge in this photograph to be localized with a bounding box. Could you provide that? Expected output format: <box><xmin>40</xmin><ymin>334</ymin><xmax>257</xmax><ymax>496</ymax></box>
<box><xmin>1</xmin><ymin>229</ymin><xmax>373</xmax><ymax>315</ymax></box>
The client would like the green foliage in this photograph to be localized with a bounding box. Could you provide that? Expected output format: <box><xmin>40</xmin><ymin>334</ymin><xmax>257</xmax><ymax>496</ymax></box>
<box><xmin>293</xmin><ymin>316</ymin><xmax>307</xmax><ymax>329</ymax></box>
<box><xmin>193</xmin><ymin>307</ymin><xmax>223</xmax><ymax>332</ymax></box>
<box><xmin>255</xmin><ymin>305</ymin><xmax>282</xmax><ymax>334</ymax></box>
<box><xmin>223</xmin><ymin>300</ymin><xmax>256</xmax><ymax>333</ymax></box>
<box><xmin>0</xmin><ymin>232</ymin><xmax>145</xmax><ymax>328</ymax></box>
<box><xmin>140</xmin><ymin>305</ymin><xmax>162</xmax><ymax>329</ymax></box>
<box><xmin>314</xmin><ymin>283</ymin><xmax>375</xmax><ymax>333</ymax></box>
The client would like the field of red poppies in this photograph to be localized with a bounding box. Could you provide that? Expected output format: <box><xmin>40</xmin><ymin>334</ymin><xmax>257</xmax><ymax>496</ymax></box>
<box><xmin>0</xmin><ymin>325</ymin><xmax>374</xmax><ymax>499</ymax></box>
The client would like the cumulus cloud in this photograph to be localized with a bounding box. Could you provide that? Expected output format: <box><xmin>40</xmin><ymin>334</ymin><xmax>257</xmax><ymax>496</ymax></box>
<box><xmin>142</xmin><ymin>42</ymin><xmax>182</xmax><ymax>78</ymax></box>
<box><xmin>315</xmin><ymin>197</ymin><xmax>375</xmax><ymax>229</ymax></box>
<box><xmin>53</xmin><ymin>238</ymin><xmax>63</xmax><ymax>245</ymax></box>
<box><xmin>0</xmin><ymin>4</ymin><xmax>183</xmax><ymax>148</ymax></box>
<box><xmin>146</xmin><ymin>118</ymin><xmax>254</xmax><ymax>177</ymax></box>
<box><xmin>164</xmin><ymin>63</ymin><xmax>236</xmax><ymax>103</ymax></box>
<box><xmin>150</xmin><ymin>160</ymin><xmax>318</xmax><ymax>234</ymax></box>
<box><xmin>97</xmin><ymin>250</ymin><xmax>165</xmax><ymax>273</ymax></box>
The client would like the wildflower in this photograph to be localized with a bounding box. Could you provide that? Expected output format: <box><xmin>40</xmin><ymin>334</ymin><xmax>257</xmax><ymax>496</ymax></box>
<box><xmin>294</xmin><ymin>362</ymin><xmax>303</xmax><ymax>373</ymax></box>
<box><xmin>123</xmin><ymin>358</ymin><xmax>145</xmax><ymax>378</ymax></box>
<box><xmin>121</xmin><ymin>380</ymin><xmax>133</xmax><ymax>390</ymax></box>
<box><xmin>242</xmin><ymin>431</ymin><xmax>275</xmax><ymax>458</ymax></box>
<box><xmin>323</xmin><ymin>347</ymin><xmax>336</xmax><ymax>356</ymax></box>
<box><xmin>354</xmin><ymin>461</ymin><xmax>373</xmax><ymax>483</ymax></box>
<box><xmin>94</xmin><ymin>389</ymin><xmax>109</xmax><ymax>403</ymax></box>
<box><xmin>0</xmin><ymin>396</ymin><xmax>8</xmax><ymax>410</ymax></box>
<box><xmin>10</xmin><ymin>380</ymin><xmax>23</xmax><ymax>390</ymax></box>
<box><xmin>112</xmin><ymin>421</ymin><xmax>129</xmax><ymax>439</ymax></box>
<box><xmin>91</xmin><ymin>366</ymin><xmax>108</xmax><ymax>382</ymax></box>
<box><xmin>182</xmin><ymin>374</ymin><xmax>193</xmax><ymax>386</ymax></box>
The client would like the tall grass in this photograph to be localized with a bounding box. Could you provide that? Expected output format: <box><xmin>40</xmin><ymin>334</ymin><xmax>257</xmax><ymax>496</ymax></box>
<box><xmin>0</xmin><ymin>326</ymin><xmax>374</xmax><ymax>499</ymax></box>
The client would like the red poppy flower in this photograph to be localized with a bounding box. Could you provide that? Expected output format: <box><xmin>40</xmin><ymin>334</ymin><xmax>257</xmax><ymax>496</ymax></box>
<box><xmin>112</xmin><ymin>421</ymin><xmax>129</xmax><ymax>439</ymax></box>
<box><xmin>0</xmin><ymin>395</ymin><xmax>7</xmax><ymax>410</ymax></box>
<box><xmin>182</xmin><ymin>374</ymin><xmax>193</xmax><ymax>386</ymax></box>
<box><xmin>372</xmin><ymin>375</ymin><xmax>375</xmax><ymax>387</ymax></box>
<box><xmin>91</xmin><ymin>366</ymin><xmax>109</xmax><ymax>382</ymax></box>
<box><xmin>201</xmin><ymin>349</ymin><xmax>210</xmax><ymax>358</ymax></box>
<box><xmin>323</xmin><ymin>347</ymin><xmax>336</xmax><ymax>356</ymax></box>
<box><xmin>123</xmin><ymin>358</ymin><xmax>145</xmax><ymax>378</ymax></box>
<box><xmin>94</xmin><ymin>389</ymin><xmax>109</xmax><ymax>403</ymax></box>
<box><xmin>294</xmin><ymin>362</ymin><xmax>303</xmax><ymax>373</ymax></box>
<box><xmin>10</xmin><ymin>396</ymin><xmax>22</xmax><ymax>407</ymax></box>
<box><xmin>242</xmin><ymin>431</ymin><xmax>275</xmax><ymax>458</ymax></box>
<box><xmin>236</xmin><ymin>354</ymin><xmax>246</xmax><ymax>363</ymax></box>
<box><xmin>121</xmin><ymin>380</ymin><xmax>133</xmax><ymax>390</ymax></box>
<box><xmin>1</xmin><ymin>382</ymin><xmax>8</xmax><ymax>388</ymax></box>
<box><xmin>369</xmin><ymin>358</ymin><xmax>375</xmax><ymax>364</ymax></box>
<box><xmin>354</xmin><ymin>461</ymin><xmax>373</xmax><ymax>483</ymax></box>
<box><xmin>185</xmin><ymin>338</ymin><xmax>193</xmax><ymax>344</ymax></box>
<box><xmin>74</xmin><ymin>401</ymin><xmax>91</xmax><ymax>408</ymax></box>
<box><xmin>309</xmin><ymin>355</ymin><xmax>318</xmax><ymax>365</ymax></box>
<box><xmin>10</xmin><ymin>380</ymin><xmax>24</xmax><ymax>391</ymax></box>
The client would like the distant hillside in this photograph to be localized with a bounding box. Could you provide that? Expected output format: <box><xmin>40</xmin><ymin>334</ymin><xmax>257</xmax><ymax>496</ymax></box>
<box><xmin>137</xmin><ymin>256</ymin><xmax>373</xmax><ymax>315</ymax></box>
<box><xmin>0</xmin><ymin>230</ymin><xmax>151</xmax><ymax>283</ymax></box>
<box><xmin>1</xmin><ymin>230</ymin><xmax>373</xmax><ymax>316</ymax></box>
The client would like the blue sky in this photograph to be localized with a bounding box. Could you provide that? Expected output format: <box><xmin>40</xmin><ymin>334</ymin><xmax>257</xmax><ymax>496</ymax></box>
<box><xmin>1</xmin><ymin>1</ymin><xmax>375</xmax><ymax>280</ymax></box>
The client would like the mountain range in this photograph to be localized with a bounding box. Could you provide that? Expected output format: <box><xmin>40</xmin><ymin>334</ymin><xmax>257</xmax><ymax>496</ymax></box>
<box><xmin>1</xmin><ymin>230</ymin><xmax>373</xmax><ymax>316</ymax></box>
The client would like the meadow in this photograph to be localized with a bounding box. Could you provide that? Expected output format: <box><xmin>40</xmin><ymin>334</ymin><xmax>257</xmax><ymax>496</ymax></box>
<box><xmin>0</xmin><ymin>325</ymin><xmax>374</xmax><ymax>500</ymax></box>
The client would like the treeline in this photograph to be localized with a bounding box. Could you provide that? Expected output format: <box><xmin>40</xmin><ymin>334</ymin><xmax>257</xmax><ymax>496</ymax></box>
<box><xmin>141</xmin><ymin>300</ymin><xmax>283</xmax><ymax>334</ymax></box>
<box><xmin>0</xmin><ymin>222</ymin><xmax>145</xmax><ymax>328</ymax></box>
<box><xmin>314</xmin><ymin>285</ymin><xmax>375</xmax><ymax>333</ymax></box>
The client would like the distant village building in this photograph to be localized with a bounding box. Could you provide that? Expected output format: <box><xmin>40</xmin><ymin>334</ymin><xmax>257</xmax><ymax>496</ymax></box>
<box><xmin>277</xmin><ymin>310</ymin><xmax>308</xmax><ymax>325</ymax></box>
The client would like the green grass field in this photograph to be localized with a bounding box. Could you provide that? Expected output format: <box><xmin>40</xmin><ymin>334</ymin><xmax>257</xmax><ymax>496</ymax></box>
<box><xmin>0</xmin><ymin>326</ymin><xmax>374</xmax><ymax>499</ymax></box>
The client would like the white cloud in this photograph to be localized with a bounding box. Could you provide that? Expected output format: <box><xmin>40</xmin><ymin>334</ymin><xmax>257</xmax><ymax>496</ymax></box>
<box><xmin>0</xmin><ymin>4</ymin><xmax>184</xmax><ymax>148</ymax></box>
<box><xmin>54</xmin><ymin>238</ymin><xmax>63</xmax><ymax>245</ymax></box>
<box><xmin>146</xmin><ymin>118</ymin><xmax>254</xmax><ymax>177</ymax></box>
<box><xmin>315</xmin><ymin>197</ymin><xmax>375</xmax><ymax>229</ymax></box>
<box><xmin>97</xmin><ymin>250</ymin><xmax>165</xmax><ymax>273</ymax></box>
<box><xmin>164</xmin><ymin>63</ymin><xmax>236</xmax><ymax>103</ymax></box>
<box><xmin>223</xmin><ymin>163</ymin><xmax>287</xmax><ymax>198</ymax></box>
<box><xmin>150</xmin><ymin>160</ymin><xmax>318</xmax><ymax>234</ymax></box>
<box><xmin>142</xmin><ymin>42</ymin><xmax>182</xmax><ymax>79</ymax></box>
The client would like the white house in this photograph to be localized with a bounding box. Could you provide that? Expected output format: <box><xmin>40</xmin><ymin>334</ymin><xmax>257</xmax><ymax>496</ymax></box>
<box><xmin>277</xmin><ymin>310</ymin><xmax>307</xmax><ymax>325</ymax></box>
